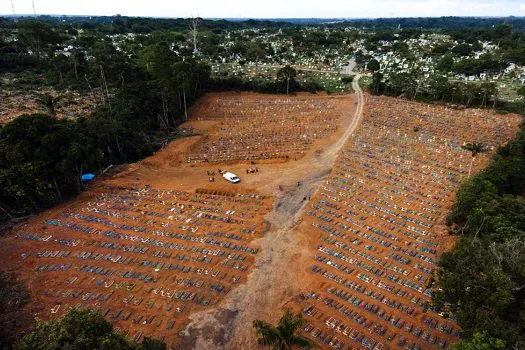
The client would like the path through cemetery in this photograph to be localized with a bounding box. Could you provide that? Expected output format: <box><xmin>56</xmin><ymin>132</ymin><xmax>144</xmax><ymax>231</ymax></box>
<box><xmin>178</xmin><ymin>75</ymin><xmax>365</xmax><ymax>349</ymax></box>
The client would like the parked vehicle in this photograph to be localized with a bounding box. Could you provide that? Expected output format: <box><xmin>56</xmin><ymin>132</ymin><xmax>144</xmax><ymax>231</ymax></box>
<box><xmin>223</xmin><ymin>171</ymin><xmax>240</xmax><ymax>183</ymax></box>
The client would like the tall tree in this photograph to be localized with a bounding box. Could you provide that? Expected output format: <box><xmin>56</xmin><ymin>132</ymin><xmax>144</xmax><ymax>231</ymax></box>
<box><xmin>138</xmin><ymin>43</ymin><xmax>176</xmax><ymax>129</ymax></box>
<box><xmin>36</xmin><ymin>93</ymin><xmax>62</xmax><ymax>118</ymax></box>
<box><xmin>462</xmin><ymin>142</ymin><xmax>488</xmax><ymax>178</ymax></box>
<box><xmin>276</xmin><ymin>65</ymin><xmax>297</xmax><ymax>95</ymax></box>
<box><xmin>17</xmin><ymin>20</ymin><xmax>62</xmax><ymax>60</ymax></box>
<box><xmin>367</xmin><ymin>58</ymin><xmax>380</xmax><ymax>72</ymax></box>
<box><xmin>370</xmin><ymin>72</ymin><xmax>385</xmax><ymax>95</ymax></box>
<box><xmin>517</xmin><ymin>85</ymin><xmax>525</xmax><ymax>97</ymax></box>
<box><xmin>172</xmin><ymin>61</ymin><xmax>192</xmax><ymax>121</ymax></box>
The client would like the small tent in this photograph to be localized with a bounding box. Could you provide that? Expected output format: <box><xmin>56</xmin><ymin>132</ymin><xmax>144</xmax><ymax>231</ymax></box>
<box><xmin>81</xmin><ymin>173</ymin><xmax>96</xmax><ymax>182</ymax></box>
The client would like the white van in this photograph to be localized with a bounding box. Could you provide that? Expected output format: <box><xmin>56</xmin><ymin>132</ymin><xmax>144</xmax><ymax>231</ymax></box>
<box><xmin>223</xmin><ymin>172</ymin><xmax>240</xmax><ymax>183</ymax></box>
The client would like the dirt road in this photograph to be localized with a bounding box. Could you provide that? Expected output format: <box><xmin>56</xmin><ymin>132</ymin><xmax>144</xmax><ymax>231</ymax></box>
<box><xmin>340</xmin><ymin>57</ymin><xmax>356</xmax><ymax>76</ymax></box>
<box><xmin>178</xmin><ymin>75</ymin><xmax>365</xmax><ymax>349</ymax></box>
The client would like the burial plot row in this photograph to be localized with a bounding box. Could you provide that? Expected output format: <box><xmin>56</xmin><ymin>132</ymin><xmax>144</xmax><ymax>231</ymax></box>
<box><xmin>296</xmin><ymin>95</ymin><xmax>520</xmax><ymax>349</ymax></box>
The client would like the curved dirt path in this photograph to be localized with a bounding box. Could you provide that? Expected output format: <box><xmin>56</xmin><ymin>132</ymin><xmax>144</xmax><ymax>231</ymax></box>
<box><xmin>178</xmin><ymin>75</ymin><xmax>365</xmax><ymax>349</ymax></box>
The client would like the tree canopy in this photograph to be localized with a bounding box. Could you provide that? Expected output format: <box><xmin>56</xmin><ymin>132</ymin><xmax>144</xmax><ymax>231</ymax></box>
<box><xmin>15</xmin><ymin>308</ymin><xmax>166</xmax><ymax>350</ymax></box>
<box><xmin>0</xmin><ymin>44</ymin><xmax>211</xmax><ymax>223</ymax></box>
<box><xmin>276</xmin><ymin>65</ymin><xmax>297</xmax><ymax>95</ymax></box>
<box><xmin>367</xmin><ymin>58</ymin><xmax>380</xmax><ymax>72</ymax></box>
<box><xmin>253</xmin><ymin>310</ymin><xmax>314</xmax><ymax>350</ymax></box>
<box><xmin>451</xmin><ymin>333</ymin><xmax>505</xmax><ymax>350</ymax></box>
<box><xmin>434</xmin><ymin>128</ymin><xmax>525</xmax><ymax>348</ymax></box>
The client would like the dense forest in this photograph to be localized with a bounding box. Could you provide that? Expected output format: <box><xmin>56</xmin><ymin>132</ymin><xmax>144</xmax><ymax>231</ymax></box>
<box><xmin>339</xmin><ymin>16</ymin><xmax>525</xmax><ymax>31</ymax></box>
<box><xmin>15</xmin><ymin>308</ymin><xmax>167</xmax><ymax>350</ymax></box>
<box><xmin>0</xmin><ymin>18</ymin><xmax>213</xmax><ymax>223</ymax></box>
<box><xmin>433</xmin><ymin>128</ymin><xmax>525</xmax><ymax>349</ymax></box>
<box><xmin>5</xmin><ymin>15</ymin><xmax>525</xmax><ymax>31</ymax></box>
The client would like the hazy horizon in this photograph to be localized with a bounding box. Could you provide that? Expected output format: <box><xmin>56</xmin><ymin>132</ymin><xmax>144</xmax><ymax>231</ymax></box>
<box><xmin>3</xmin><ymin>14</ymin><xmax>524</xmax><ymax>20</ymax></box>
<box><xmin>2</xmin><ymin>0</ymin><xmax>525</xmax><ymax>18</ymax></box>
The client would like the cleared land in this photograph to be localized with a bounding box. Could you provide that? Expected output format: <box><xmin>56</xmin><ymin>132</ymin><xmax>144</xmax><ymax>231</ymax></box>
<box><xmin>0</xmin><ymin>89</ymin><xmax>103</xmax><ymax>124</ymax></box>
<box><xmin>0</xmin><ymin>91</ymin><xmax>356</xmax><ymax>347</ymax></box>
<box><xmin>0</xmin><ymin>87</ymin><xmax>521</xmax><ymax>349</ymax></box>
<box><xmin>177</xmin><ymin>90</ymin><xmax>521</xmax><ymax>350</ymax></box>
<box><xmin>284</xmin><ymin>96</ymin><xmax>521</xmax><ymax>350</ymax></box>
<box><xmin>2</xmin><ymin>185</ymin><xmax>271</xmax><ymax>345</ymax></box>
<box><xmin>186</xmin><ymin>92</ymin><xmax>349</xmax><ymax>163</ymax></box>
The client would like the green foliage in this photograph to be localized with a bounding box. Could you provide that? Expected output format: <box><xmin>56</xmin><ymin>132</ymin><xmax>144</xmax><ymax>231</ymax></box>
<box><xmin>0</xmin><ymin>57</ymin><xmax>211</xmax><ymax>223</ymax></box>
<box><xmin>452</xmin><ymin>333</ymin><xmax>505</xmax><ymax>350</ymax></box>
<box><xmin>452</xmin><ymin>43</ymin><xmax>475</xmax><ymax>57</ymax></box>
<box><xmin>253</xmin><ymin>310</ymin><xmax>314</xmax><ymax>350</ymax></box>
<box><xmin>436</xmin><ymin>127</ymin><xmax>525</xmax><ymax>348</ymax></box>
<box><xmin>137</xmin><ymin>43</ymin><xmax>176</xmax><ymax>80</ymax></box>
<box><xmin>431</xmin><ymin>42</ymin><xmax>454</xmax><ymax>56</ymax></box>
<box><xmin>0</xmin><ymin>272</ymin><xmax>30</xmax><ymax>349</ymax></box>
<box><xmin>0</xmin><ymin>111</ymin><xmax>148</xmax><ymax>220</ymax></box>
<box><xmin>369</xmin><ymin>72</ymin><xmax>385</xmax><ymax>95</ymax></box>
<box><xmin>367</xmin><ymin>58</ymin><xmax>380</xmax><ymax>72</ymax></box>
<box><xmin>277</xmin><ymin>65</ymin><xmax>298</xmax><ymax>95</ymax></box>
<box><xmin>449</xmin><ymin>130</ymin><xmax>525</xmax><ymax>230</ymax></box>
<box><xmin>436</xmin><ymin>55</ymin><xmax>454</xmax><ymax>72</ymax></box>
<box><xmin>245</xmin><ymin>42</ymin><xmax>268</xmax><ymax>62</ymax></box>
<box><xmin>435</xmin><ymin>238</ymin><xmax>517</xmax><ymax>335</ymax></box>
<box><xmin>15</xmin><ymin>309</ymin><xmax>165</xmax><ymax>350</ymax></box>
<box><xmin>17</xmin><ymin>20</ymin><xmax>64</xmax><ymax>60</ymax></box>
<box><xmin>370</xmin><ymin>71</ymin><xmax>498</xmax><ymax>108</ymax></box>
<box><xmin>452</xmin><ymin>54</ymin><xmax>506</xmax><ymax>77</ymax></box>
<box><xmin>461</xmin><ymin>142</ymin><xmax>488</xmax><ymax>157</ymax></box>
<box><xmin>35</xmin><ymin>94</ymin><xmax>62</xmax><ymax>118</ymax></box>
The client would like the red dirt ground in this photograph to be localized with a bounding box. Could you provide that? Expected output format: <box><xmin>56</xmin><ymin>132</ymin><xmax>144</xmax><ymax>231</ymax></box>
<box><xmin>0</xmin><ymin>91</ymin><xmax>356</xmax><ymax>347</ymax></box>
<box><xmin>0</xmin><ymin>89</ymin><xmax>521</xmax><ymax>350</ymax></box>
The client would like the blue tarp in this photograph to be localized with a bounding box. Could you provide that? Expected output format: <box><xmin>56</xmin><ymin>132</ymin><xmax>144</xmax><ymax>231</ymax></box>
<box><xmin>81</xmin><ymin>174</ymin><xmax>96</xmax><ymax>182</ymax></box>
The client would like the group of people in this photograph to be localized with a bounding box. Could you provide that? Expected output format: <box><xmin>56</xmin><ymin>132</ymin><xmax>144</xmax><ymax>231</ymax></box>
<box><xmin>207</xmin><ymin>170</ymin><xmax>217</xmax><ymax>182</ymax></box>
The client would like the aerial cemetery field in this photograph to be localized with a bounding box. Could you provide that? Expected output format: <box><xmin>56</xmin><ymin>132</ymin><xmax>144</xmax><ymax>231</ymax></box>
<box><xmin>185</xmin><ymin>92</ymin><xmax>351</xmax><ymax>163</ymax></box>
<box><xmin>285</xmin><ymin>96</ymin><xmax>521</xmax><ymax>350</ymax></box>
<box><xmin>0</xmin><ymin>90</ymin><xmax>521</xmax><ymax>349</ymax></box>
<box><xmin>0</xmin><ymin>91</ymin><xmax>353</xmax><ymax>346</ymax></box>
<box><xmin>2</xmin><ymin>185</ymin><xmax>272</xmax><ymax>345</ymax></box>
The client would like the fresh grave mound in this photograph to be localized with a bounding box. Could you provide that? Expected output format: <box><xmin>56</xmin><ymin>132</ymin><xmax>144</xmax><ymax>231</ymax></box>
<box><xmin>2</xmin><ymin>185</ymin><xmax>271</xmax><ymax>346</ymax></box>
<box><xmin>186</xmin><ymin>92</ymin><xmax>351</xmax><ymax>163</ymax></box>
<box><xmin>290</xmin><ymin>95</ymin><xmax>521</xmax><ymax>350</ymax></box>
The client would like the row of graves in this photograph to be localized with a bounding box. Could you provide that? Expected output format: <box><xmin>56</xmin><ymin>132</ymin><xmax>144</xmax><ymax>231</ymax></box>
<box><xmin>186</xmin><ymin>93</ymin><xmax>348</xmax><ymax>163</ymax></box>
<box><xmin>12</xmin><ymin>185</ymin><xmax>272</xmax><ymax>345</ymax></box>
<box><xmin>293</xmin><ymin>96</ymin><xmax>521</xmax><ymax>350</ymax></box>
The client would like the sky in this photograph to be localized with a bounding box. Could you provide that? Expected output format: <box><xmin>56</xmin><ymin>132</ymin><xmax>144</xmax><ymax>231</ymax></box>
<box><xmin>1</xmin><ymin>0</ymin><xmax>525</xmax><ymax>18</ymax></box>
